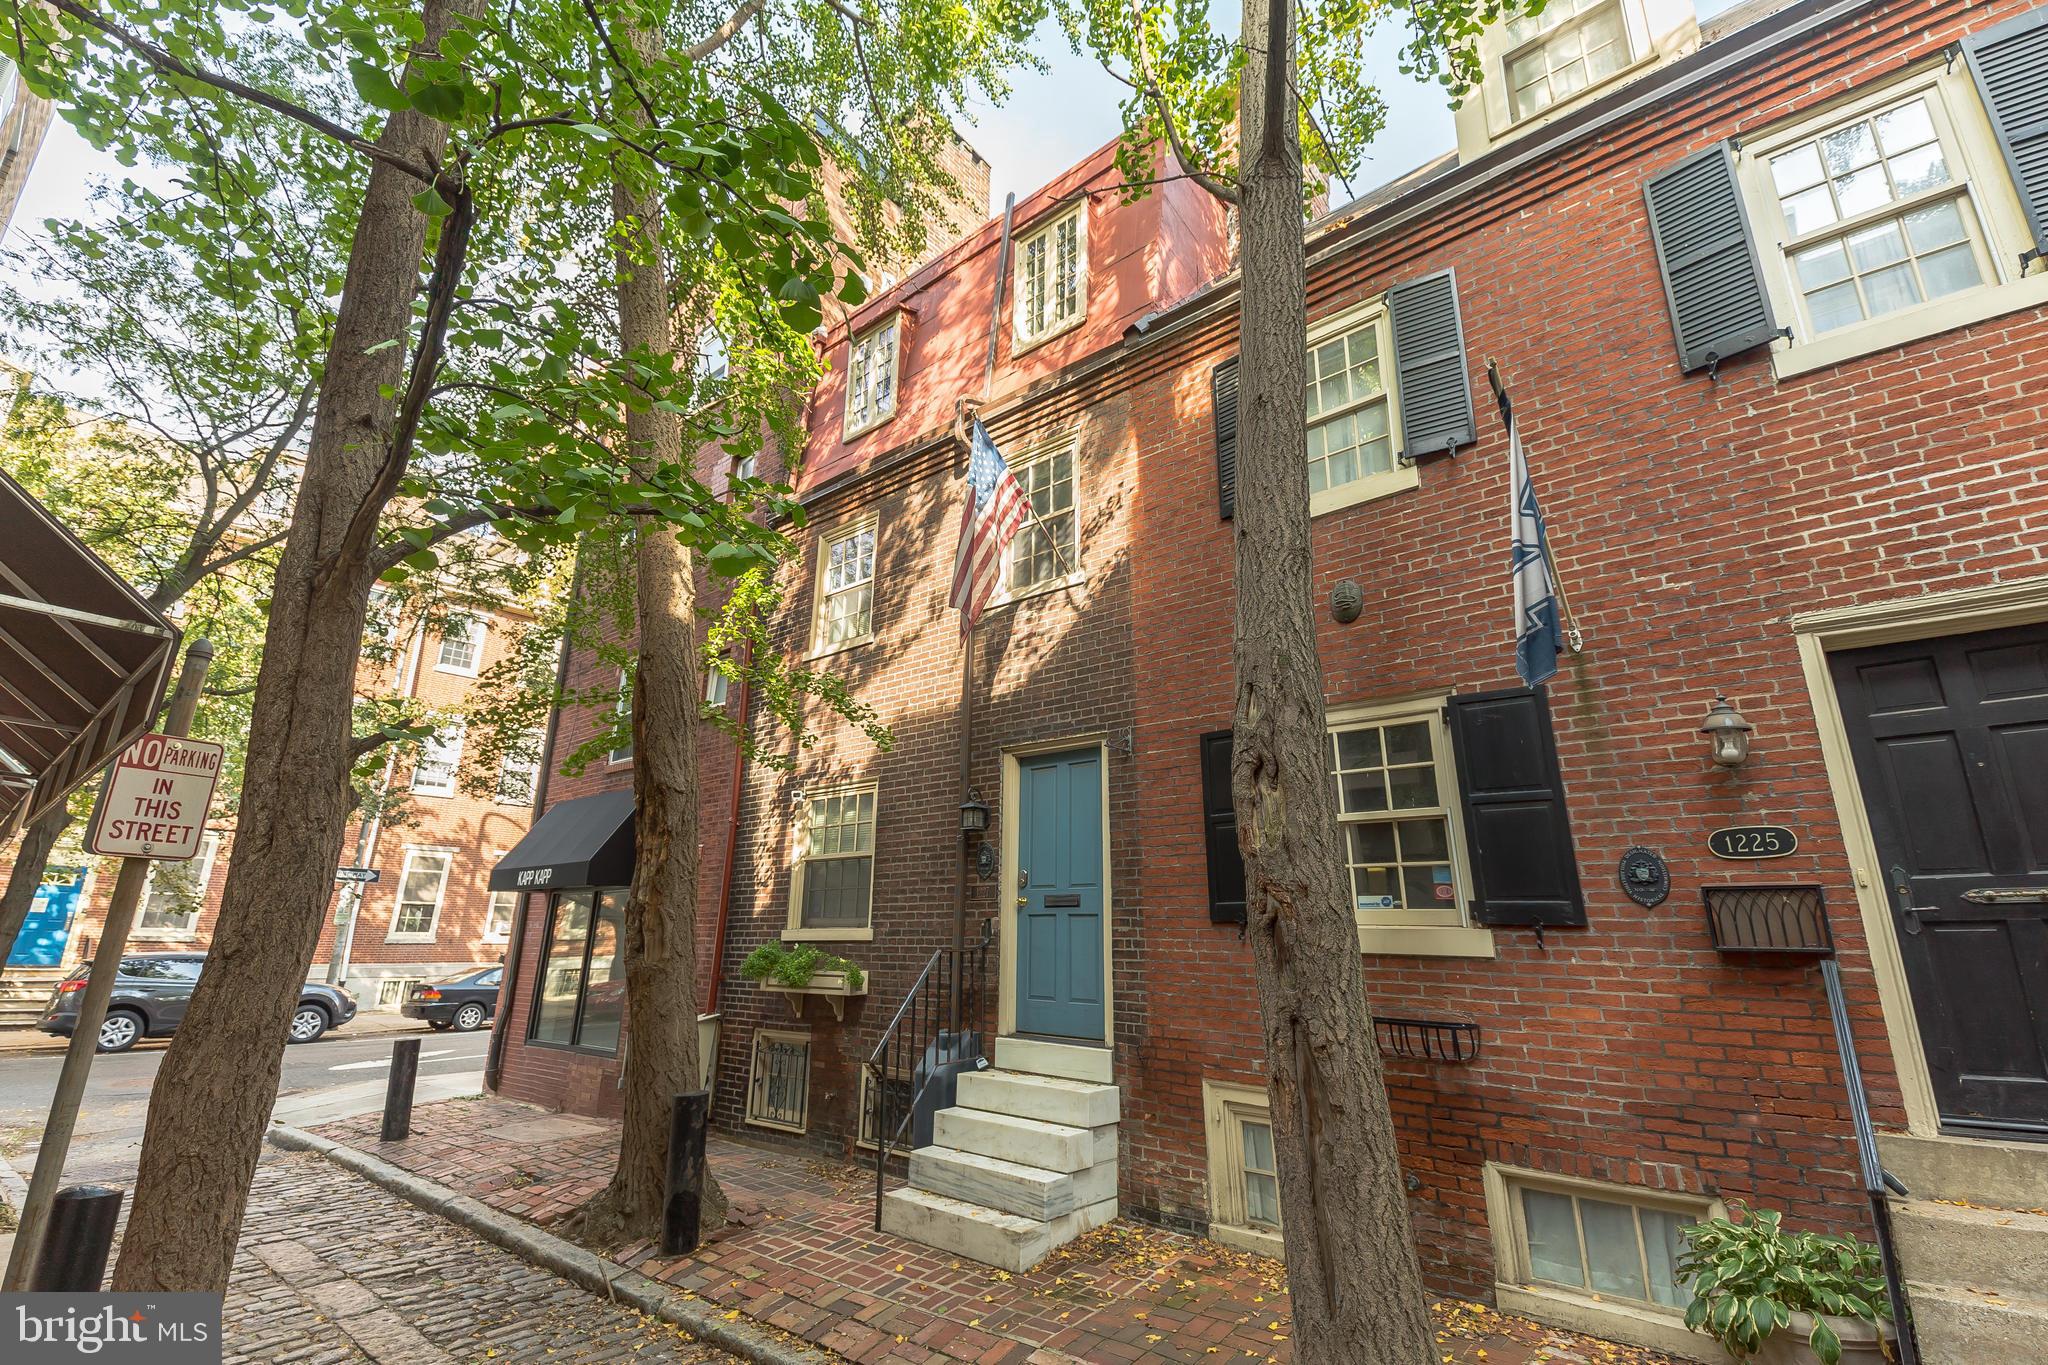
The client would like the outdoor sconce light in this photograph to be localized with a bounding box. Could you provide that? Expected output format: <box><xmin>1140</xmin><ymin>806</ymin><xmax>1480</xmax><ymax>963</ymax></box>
<box><xmin>1700</xmin><ymin>694</ymin><xmax>1755</xmax><ymax>768</ymax></box>
<box><xmin>959</xmin><ymin>790</ymin><xmax>990</xmax><ymax>836</ymax></box>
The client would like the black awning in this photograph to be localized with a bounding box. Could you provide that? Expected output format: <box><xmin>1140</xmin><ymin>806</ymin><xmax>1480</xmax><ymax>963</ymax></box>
<box><xmin>489</xmin><ymin>789</ymin><xmax>635</xmax><ymax>892</ymax></box>
<box><xmin>0</xmin><ymin>466</ymin><xmax>180</xmax><ymax>834</ymax></box>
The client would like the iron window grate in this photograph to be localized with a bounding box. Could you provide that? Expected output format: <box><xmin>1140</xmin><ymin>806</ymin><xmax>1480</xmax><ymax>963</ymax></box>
<box><xmin>745</xmin><ymin>1030</ymin><xmax>812</xmax><ymax>1133</ymax></box>
<box><xmin>1704</xmin><ymin>884</ymin><xmax>1834</xmax><ymax>958</ymax></box>
<box><xmin>1375</xmin><ymin>1015</ymin><xmax>1481</xmax><ymax>1063</ymax></box>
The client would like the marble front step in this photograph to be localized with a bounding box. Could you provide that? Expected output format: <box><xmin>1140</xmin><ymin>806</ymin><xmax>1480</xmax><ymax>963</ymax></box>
<box><xmin>954</xmin><ymin>1068</ymin><xmax>1120</xmax><ymax>1129</ymax></box>
<box><xmin>993</xmin><ymin>1036</ymin><xmax>1113</xmax><ymax>1084</ymax></box>
<box><xmin>1892</xmin><ymin>1198</ymin><xmax>2048</xmax><ymax>1292</ymax></box>
<box><xmin>880</xmin><ymin>1187</ymin><xmax>1118</xmax><ymax>1274</ymax></box>
<box><xmin>1877</xmin><ymin>1132</ymin><xmax>2048</xmax><ymax>1210</ymax></box>
<box><xmin>932</xmin><ymin>1108</ymin><xmax>1105</xmax><ymax>1173</ymax></box>
<box><xmin>1902</xmin><ymin>1282</ymin><xmax>2048</xmax><ymax>1360</ymax></box>
<box><xmin>909</xmin><ymin>1145</ymin><xmax>1117</xmax><ymax>1221</ymax></box>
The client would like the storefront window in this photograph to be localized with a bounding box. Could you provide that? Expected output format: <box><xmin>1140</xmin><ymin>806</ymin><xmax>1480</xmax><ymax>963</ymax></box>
<box><xmin>527</xmin><ymin>889</ymin><xmax>626</xmax><ymax>1052</ymax></box>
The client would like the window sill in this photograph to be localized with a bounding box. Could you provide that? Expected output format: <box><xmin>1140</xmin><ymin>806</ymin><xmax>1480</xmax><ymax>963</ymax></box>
<box><xmin>1309</xmin><ymin>467</ymin><xmax>1420</xmax><ymax>519</ymax></box>
<box><xmin>1354</xmin><ymin>923</ymin><xmax>1496</xmax><ymax>958</ymax></box>
<box><xmin>131</xmin><ymin>928</ymin><xmax>199</xmax><ymax>941</ymax></box>
<box><xmin>1493</xmin><ymin>1284</ymin><xmax>1700</xmax><ymax>1363</ymax></box>
<box><xmin>411</xmin><ymin>788</ymin><xmax>456</xmax><ymax>799</ymax></box>
<box><xmin>843</xmin><ymin>409</ymin><xmax>897</xmax><ymax>444</ymax></box>
<box><xmin>781</xmin><ymin>926</ymin><xmax>874</xmax><ymax>943</ymax></box>
<box><xmin>432</xmin><ymin>664</ymin><xmax>481</xmax><ymax>679</ymax></box>
<box><xmin>1208</xmin><ymin>1222</ymin><xmax>1284</xmax><ymax>1260</ymax></box>
<box><xmin>808</xmin><ymin>634</ymin><xmax>875</xmax><ymax>663</ymax></box>
<box><xmin>987</xmin><ymin>570</ymin><xmax>1085</xmax><ymax>613</ymax></box>
<box><xmin>384</xmin><ymin>933</ymin><xmax>441</xmax><ymax>945</ymax></box>
<box><xmin>1769</xmin><ymin>271</ymin><xmax>2048</xmax><ymax>380</ymax></box>
<box><xmin>1012</xmin><ymin>309</ymin><xmax>1085</xmax><ymax>357</ymax></box>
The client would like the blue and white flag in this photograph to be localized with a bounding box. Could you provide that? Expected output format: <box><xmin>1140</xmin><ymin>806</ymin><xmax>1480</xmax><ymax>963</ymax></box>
<box><xmin>1509</xmin><ymin>418</ymin><xmax>1564</xmax><ymax>688</ymax></box>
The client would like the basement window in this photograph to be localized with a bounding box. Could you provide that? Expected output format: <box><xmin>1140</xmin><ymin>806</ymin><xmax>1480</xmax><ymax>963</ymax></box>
<box><xmin>1202</xmin><ymin>1079</ymin><xmax>1284</xmax><ymax>1258</ymax></box>
<box><xmin>746</xmin><ymin>1029</ymin><xmax>812</xmax><ymax>1134</ymax></box>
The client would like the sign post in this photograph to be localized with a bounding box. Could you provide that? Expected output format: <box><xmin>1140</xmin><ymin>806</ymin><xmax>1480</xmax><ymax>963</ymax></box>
<box><xmin>3</xmin><ymin>640</ymin><xmax>215</xmax><ymax>1292</ymax></box>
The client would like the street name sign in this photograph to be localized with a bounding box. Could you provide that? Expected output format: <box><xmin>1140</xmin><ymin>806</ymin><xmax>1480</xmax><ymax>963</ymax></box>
<box><xmin>85</xmin><ymin>733</ymin><xmax>225</xmax><ymax>860</ymax></box>
<box><xmin>335</xmin><ymin>867</ymin><xmax>382</xmax><ymax>884</ymax></box>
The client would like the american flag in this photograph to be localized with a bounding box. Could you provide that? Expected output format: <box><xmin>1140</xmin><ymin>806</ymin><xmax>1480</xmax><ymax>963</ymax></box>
<box><xmin>948</xmin><ymin>420</ymin><xmax>1029</xmax><ymax>635</ymax></box>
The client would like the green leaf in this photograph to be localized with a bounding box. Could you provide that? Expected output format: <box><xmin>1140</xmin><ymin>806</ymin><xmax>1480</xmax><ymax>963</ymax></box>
<box><xmin>347</xmin><ymin>59</ymin><xmax>409</xmax><ymax>112</ymax></box>
<box><xmin>412</xmin><ymin>185</ymin><xmax>453</xmax><ymax>218</ymax></box>
<box><xmin>1809</xmin><ymin>1316</ymin><xmax>1842</xmax><ymax>1365</ymax></box>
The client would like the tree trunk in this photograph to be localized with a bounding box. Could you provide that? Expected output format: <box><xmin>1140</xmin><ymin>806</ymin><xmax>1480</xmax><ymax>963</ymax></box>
<box><xmin>575</xmin><ymin>40</ymin><xmax>724</xmax><ymax>1246</ymax></box>
<box><xmin>0</xmin><ymin>805</ymin><xmax>73</xmax><ymax>970</ymax></box>
<box><xmin>1229</xmin><ymin>0</ymin><xmax>1435</xmax><ymax>1359</ymax></box>
<box><xmin>111</xmin><ymin>0</ymin><xmax>464</xmax><ymax>1292</ymax></box>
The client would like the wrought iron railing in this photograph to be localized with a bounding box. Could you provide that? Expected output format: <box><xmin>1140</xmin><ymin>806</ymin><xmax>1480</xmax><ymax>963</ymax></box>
<box><xmin>867</xmin><ymin>922</ymin><xmax>994</xmax><ymax>1229</ymax></box>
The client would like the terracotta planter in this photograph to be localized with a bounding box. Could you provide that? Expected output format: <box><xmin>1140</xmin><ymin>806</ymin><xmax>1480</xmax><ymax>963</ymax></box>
<box><xmin>1744</xmin><ymin>1310</ymin><xmax>1887</xmax><ymax>1364</ymax></box>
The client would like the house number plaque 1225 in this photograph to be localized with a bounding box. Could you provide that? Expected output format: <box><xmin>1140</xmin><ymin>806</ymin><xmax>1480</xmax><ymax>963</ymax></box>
<box><xmin>1707</xmin><ymin>825</ymin><xmax>1798</xmax><ymax>859</ymax></box>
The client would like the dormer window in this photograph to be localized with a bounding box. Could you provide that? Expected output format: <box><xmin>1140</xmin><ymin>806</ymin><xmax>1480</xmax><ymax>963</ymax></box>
<box><xmin>845</xmin><ymin>316</ymin><xmax>899</xmax><ymax>438</ymax></box>
<box><xmin>1503</xmin><ymin>0</ymin><xmax>1631</xmax><ymax>122</ymax></box>
<box><xmin>1014</xmin><ymin>204</ymin><xmax>1086</xmax><ymax>347</ymax></box>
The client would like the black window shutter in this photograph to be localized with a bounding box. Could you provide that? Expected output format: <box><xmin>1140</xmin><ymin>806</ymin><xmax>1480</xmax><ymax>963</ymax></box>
<box><xmin>1200</xmin><ymin>730</ymin><xmax>1246</xmax><ymax>924</ymax></box>
<box><xmin>1385</xmin><ymin>269</ymin><xmax>1475</xmax><ymax>460</ymax></box>
<box><xmin>1641</xmin><ymin>143</ymin><xmax>1781</xmax><ymax>373</ymax></box>
<box><xmin>1963</xmin><ymin>7</ymin><xmax>2048</xmax><ymax>264</ymax></box>
<box><xmin>1445</xmin><ymin>688</ymin><xmax>1585</xmax><ymax>928</ymax></box>
<box><xmin>1211</xmin><ymin>356</ymin><xmax>1240</xmax><ymax>520</ymax></box>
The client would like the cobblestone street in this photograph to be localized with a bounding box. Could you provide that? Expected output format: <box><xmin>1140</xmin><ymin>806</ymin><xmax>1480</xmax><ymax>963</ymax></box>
<box><xmin>227</xmin><ymin>1153</ymin><xmax>739</xmax><ymax>1365</ymax></box>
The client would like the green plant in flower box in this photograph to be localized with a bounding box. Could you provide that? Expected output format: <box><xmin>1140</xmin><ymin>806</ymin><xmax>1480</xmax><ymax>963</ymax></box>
<box><xmin>739</xmin><ymin>941</ymin><xmax>866</xmax><ymax>992</ymax></box>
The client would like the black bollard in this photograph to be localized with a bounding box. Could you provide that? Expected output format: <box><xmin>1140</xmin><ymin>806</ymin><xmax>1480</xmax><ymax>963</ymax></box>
<box><xmin>662</xmin><ymin>1090</ymin><xmax>711</xmax><ymax>1255</ymax></box>
<box><xmin>381</xmin><ymin>1037</ymin><xmax>421</xmax><ymax>1142</ymax></box>
<box><xmin>31</xmin><ymin>1184</ymin><xmax>124</xmax><ymax>1291</ymax></box>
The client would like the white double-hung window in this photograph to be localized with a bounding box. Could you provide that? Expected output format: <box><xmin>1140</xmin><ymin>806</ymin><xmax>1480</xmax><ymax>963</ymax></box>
<box><xmin>412</xmin><ymin>720</ymin><xmax>465</xmax><ymax>796</ymax></box>
<box><xmin>1002</xmin><ymin>440</ymin><xmax>1079</xmax><ymax>597</ymax></box>
<box><xmin>1738</xmin><ymin>66</ymin><xmax>2048</xmax><ymax>377</ymax></box>
<box><xmin>1305</xmin><ymin>302</ymin><xmax>1410</xmax><ymax>515</ymax></box>
<box><xmin>389</xmin><ymin>848</ymin><xmax>453</xmax><ymax>939</ymax></box>
<box><xmin>845</xmin><ymin>317</ymin><xmax>899</xmax><ymax>438</ymax></box>
<box><xmin>1501</xmin><ymin>0</ymin><xmax>1631</xmax><ymax>122</ymax></box>
<box><xmin>814</xmin><ymin>520</ymin><xmax>877</xmax><ymax>653</ymax></box>
<box><xmin>1014</xmin><ymin>205</ymin><xmax>1086</xmax><ymax>346</ymax></box>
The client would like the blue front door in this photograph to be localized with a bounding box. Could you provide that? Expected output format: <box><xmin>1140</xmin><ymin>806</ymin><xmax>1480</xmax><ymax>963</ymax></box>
<box><xmin>9</xmin><ymin>867</ymin><xmax>84</xmax><ymax>967</ymax></box>
<box><xmin>1014</xmin><ymin>748</ymin><xmax>1105</xmax><ymax>1040</ymax></box>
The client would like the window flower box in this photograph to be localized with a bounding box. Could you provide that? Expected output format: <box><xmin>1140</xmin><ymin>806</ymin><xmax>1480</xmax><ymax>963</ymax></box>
<box><xmin>758</xmin><ymin>970</ymin><xmax>869</xmax><ymax>1021</ymax></box>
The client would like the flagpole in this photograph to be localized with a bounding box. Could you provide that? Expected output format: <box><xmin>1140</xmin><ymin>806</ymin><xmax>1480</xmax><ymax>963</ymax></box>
<box><xmin>1487</xmin><ymin>359</ymin><xmax>1585</xmax><ymax>654</ymax></box>
<box><xmin>950</xmin><ymin>194</ymin><xmax>1018</xmax><ymax>1039</ymax></box>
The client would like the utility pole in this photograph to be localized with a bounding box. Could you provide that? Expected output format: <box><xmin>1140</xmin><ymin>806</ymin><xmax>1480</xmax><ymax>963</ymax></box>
<box><xmin>3</xmin><ymin>639</ymin><xmax>213</xmax><ymax>1291</ymax></box>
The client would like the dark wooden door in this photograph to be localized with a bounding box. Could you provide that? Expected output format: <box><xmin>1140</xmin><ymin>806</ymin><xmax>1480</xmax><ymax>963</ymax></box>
<box><xmin>1831</xmin><ymin>623</ymin><xmax>2048</xmax><ymax>1134</ymax></box>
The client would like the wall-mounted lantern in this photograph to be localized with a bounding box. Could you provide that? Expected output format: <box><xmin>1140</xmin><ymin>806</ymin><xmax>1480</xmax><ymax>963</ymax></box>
<box><xmin>959</xmin><ymin>789</ymin><xmax>990</xmax><ymax>836</ymax></box>
<box><xmin>1699</xmin><ymin>694</ymin><xmax>1755</xmax><ymax>769</ymax></box>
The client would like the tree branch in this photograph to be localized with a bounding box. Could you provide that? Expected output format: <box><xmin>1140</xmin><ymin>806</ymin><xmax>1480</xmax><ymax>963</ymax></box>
<box><xmin>42</xmin><ymin>0</ymin><xmax>438</xmax><ymax>185</ymax></box>
<box><xmin>686</xmin><ymin>0</ymin><xmax>767</xmax><ymax>61</ymax></box>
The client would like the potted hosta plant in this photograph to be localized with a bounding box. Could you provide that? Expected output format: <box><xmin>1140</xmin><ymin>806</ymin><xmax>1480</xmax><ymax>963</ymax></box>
<box><xmin>1678</xmin><ymin>1206</ymin><xmax>1890</xmax><ymax>1364</ymax></box>
<box><xmin>741</xmin><ymin>941</ymin><xmax>868</xmax><ymax>1021</ymax></box>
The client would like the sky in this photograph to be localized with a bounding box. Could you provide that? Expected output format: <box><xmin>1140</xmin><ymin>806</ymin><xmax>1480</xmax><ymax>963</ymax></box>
<box><xmin>7</xmin><ymin>20</ymin><xmax>1471</xmax><ymax>261</ymax></box>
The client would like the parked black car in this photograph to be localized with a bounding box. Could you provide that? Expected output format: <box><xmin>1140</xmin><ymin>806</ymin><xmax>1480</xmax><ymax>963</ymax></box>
<box><xmin>400</xmin><ymin>965</ymin><xmax>500</xmax><ymax>1032</ymax></box>
<box><xmin>40</xmin><ymin>953</ymin><xmax>358</xmax><ymax>1053</ymax></box>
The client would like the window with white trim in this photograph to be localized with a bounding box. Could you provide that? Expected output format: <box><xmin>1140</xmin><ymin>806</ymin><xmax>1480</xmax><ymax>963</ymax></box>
<box><xmin>495</xmin><ymin>730</ymin><xmax>542</xmax><ymax>805</ymax></box>
<box><xmin>1764</xmin><ymin>93</ymin><xmax>1991</xmax><ymax>337</ymax></box>
<box><xmin>435</xmin><ymin>614</ymin><xmax>485</xmax><ymax>675</ymax></box>
<box><xmin>1002</xmin><ymin>442</ymin><xmax>1077</xmax><ymax>596</ymax></box>
<box><xmin>1328</xmin><ymin>703</ymin><xmax>1467</xmax><ymax>927</ymax></box>
<box><xmin>705</xmin><ymin>666</ymin><xmax>730</xmax><ymax>709</ymax></box>
<box><xmin>485</xmin><ymin>887</ymin><xmax>517</xmax><ymax>941</ymax></box>
<box><xmin>1502</xmin><ymin>0</ymin><xmax>1630</xmax><ymax>122</ymax></box>
<box><xmin>412</xmin><ymin>721</ymin><xmax>465</xmax><ymax>796</ymax></box>
<box><xmin>1014</xmin><ymin>205</ymin><xmax>1085</xmax><ymax>346</ymax></box>
<box><xmin>791</xmin><ymin>784</ymin><xmax>876</xmax><ymax>935</ymax></box>
<box><xmin>746</xmin><ymin>1029</ymin><xmax>813</xmax><ymax>1133</ymax></box>
<box><xmin>608</xmin><ymin>669</ymin><xmax>632</xmax><ymax>764</ymax></box>
<box><xmin>1304</xmin><ymin>303</ymin><xmax>1410</xmax><ymax>515</ymax></box>
<box><xmin>376</xmin><ymin>977</ymin><xmax>424</xmax><ymax>1009</ymax></box>
<box><xmin>845</xmin><ymin>317</ymin><xmax>899</xmax><ymax>437</ymax></box>
<box><xmin>389</xmin><ymin>849</ymin><xmax>453</xmax><ymax>939</ymax></box>
<box><xmin>1489</xmin><ymin>1165</ymin><xmax>1719</xmax><ymax>1334</ymax></box>
<box><xmin>1202</xmin><ymin>1080</ymin><xmax>1284</xmax><ymax>1257</ymax></box>
<box><xmin>1738</xmin><ymin>68</ymin><xmax>2048</xmax><ymax>378</ymax></box>
<box><xmin>137</xmin><ymin>831</ymin><xmax>221</xmax><ymax>935</ymax></box>
<box><xmin>814</xmin><ymin>522</ymin><xmax>876</xmax><ymax>653</ymax></box>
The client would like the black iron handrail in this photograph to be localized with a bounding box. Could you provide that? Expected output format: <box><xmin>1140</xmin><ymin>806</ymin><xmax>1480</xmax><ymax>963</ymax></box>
<box><xmin>867</xmin><ymin>922</ymin><xmax>994</xmax><ymax>1229</ymax></box>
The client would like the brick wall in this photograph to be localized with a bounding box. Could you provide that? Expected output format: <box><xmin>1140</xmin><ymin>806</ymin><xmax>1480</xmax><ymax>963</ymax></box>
<box><xmin>1114</xmin><ymin>0</ymin><xmax>2048</xmax><ymax>1299</ymax></box>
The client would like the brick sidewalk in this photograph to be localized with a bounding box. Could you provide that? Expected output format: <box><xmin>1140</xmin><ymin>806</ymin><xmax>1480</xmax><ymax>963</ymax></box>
<box><xmin>239</xmin><ymin>1152</ymin><xmax>740</xmax><ymax>1364</ymax></box>
<box><xmin>309</xmin><ymin>1097</ymin><xmax>1693</xmax><ymax>1365</ymax></box>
